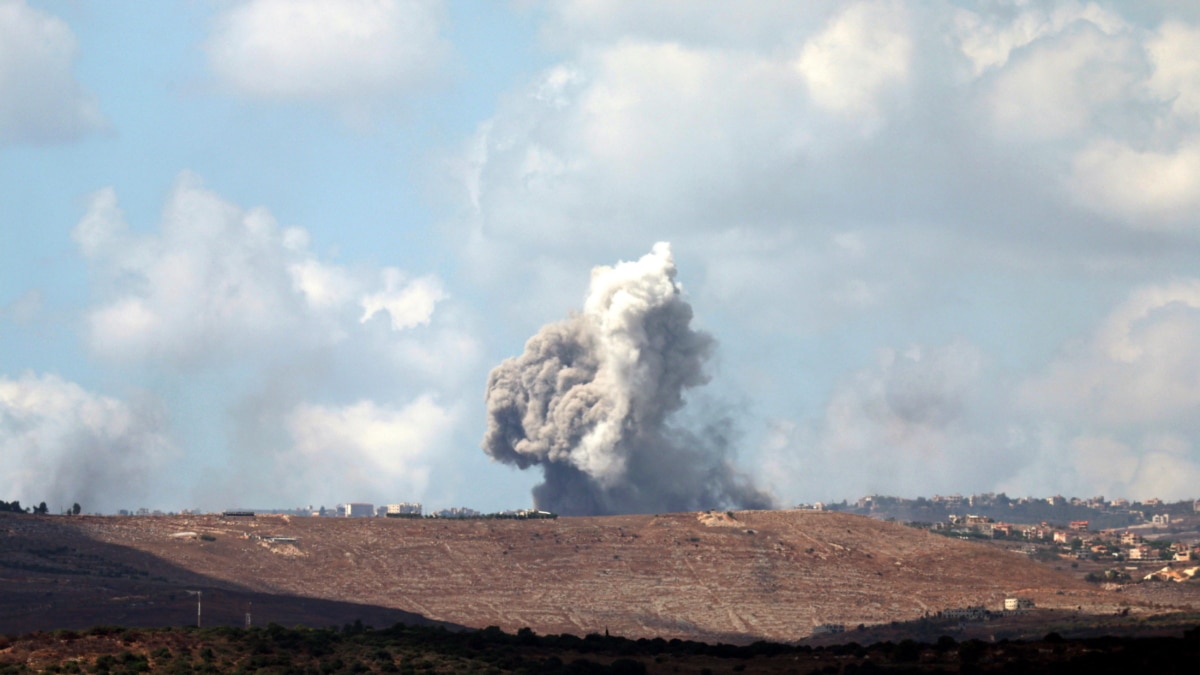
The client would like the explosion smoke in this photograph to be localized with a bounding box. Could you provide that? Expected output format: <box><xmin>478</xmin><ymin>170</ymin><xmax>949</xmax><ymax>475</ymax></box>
<box><xmin>482</xmin><ymin>243</ymin><xmax>775</xmax><ymax>515</ymax></box>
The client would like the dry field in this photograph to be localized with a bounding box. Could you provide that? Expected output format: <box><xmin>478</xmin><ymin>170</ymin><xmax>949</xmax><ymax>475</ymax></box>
<box><xmin>0</xmin><ymin>509</ymin><xmax>1165</xmax><ymax>642</ymax></box>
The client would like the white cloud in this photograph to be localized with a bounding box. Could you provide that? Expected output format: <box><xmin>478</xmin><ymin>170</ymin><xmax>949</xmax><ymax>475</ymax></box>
<box><xmin>1069</xmin><ymin>138</ymin><xmax>1200</xmax><ymax>227</ymax></box>
<box><xmin>283</xmin><ymin>395</ymin><xmax>454</xmax><ymax>504</ymax></box>
<box><xmin>74</xmin><ymin>172</ymin><xmax>452</xmax><ymax>368</ymax></box>
<box><xmin>794</xmin><ymin>1</ymin><xmax>912</xmax><ymax>120</ymax></box>
<box><xmin>1063</xmin><ymin>20</ymin><xmax>1200</xmax><ymax>228</ymax></box>
<box><xmin>360</xmin><ymin>268</ymin><xmax>445</xmax><ymax>330</ymax></box>
<box><xmin>76</xmin><ymin>175</ymin><xmax>314</xmax><ymax>366</ymax></box>
<box><xmin>534</xmin><ymin>0</ymin><xmax>832</xmax><ymax>49</ymax></box>
<box><xmin>206</xmin><ymin>0</ymin><xmax>449</xmax><ymax>106</ymax></box>
<box><xmin>984</xmin><ymin>23</ymin><xmax>1141</xmax><ymax>142</ymax></box>
<box><xmin>952</xmin><ymin>1</ymin><xmax>1126</xmax><ymax>76</ymax></box>
<box><xmin>69</xmin><ymin>172</ymin><xmax>474</xmax><ymax>509</ymax></box>
<box><xmin>0</xmin><ymin>372</ymin><xmax>176</xmax><ymax>512</ymax></box>
<box><xmin>1146</xmin><ymin>21</ymin><xmax>1200</xmax><ymax>121</ymax></box>
<box><xmin>456</xmin><ymin>38</ymin><xmax>817</xmax><ymax>294</ymax></box>
<box><xmin>1011</xmin><ymin>281</ymin><xmax>1200</xmax><ymax>500</ymax></box>
<box><xmin>0</xmin><ymin>0</ymin><xmax>105</xmax><ymax>143</ymax></box>
<box><xmin>1023</xmin><ymin>279</ymin><xmax>1200</xmax><ymax>427</ymax></box>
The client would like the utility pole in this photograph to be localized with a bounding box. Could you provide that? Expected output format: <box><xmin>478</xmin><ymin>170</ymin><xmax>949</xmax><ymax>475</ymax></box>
<box><xmin>186</xmin><ymin>590</ymin><xmax>202</xmax><ymax>627</ymax></box>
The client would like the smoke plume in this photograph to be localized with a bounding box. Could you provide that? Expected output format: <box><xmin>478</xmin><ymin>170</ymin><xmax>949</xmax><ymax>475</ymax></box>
<box><xmin>483</xmin><ymin>243</ymin><xmax>775</xmax><ymax>515</ymax></box>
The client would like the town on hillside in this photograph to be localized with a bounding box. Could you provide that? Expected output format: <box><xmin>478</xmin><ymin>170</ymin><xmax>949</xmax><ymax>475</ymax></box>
<box><xmin>800</xmin><ymin>493</ymin><xmax>1200</xmax><ymax>584</ymax></box>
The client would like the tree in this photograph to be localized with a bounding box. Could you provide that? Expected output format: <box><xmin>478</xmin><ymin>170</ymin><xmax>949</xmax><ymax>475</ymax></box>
<box><xmin>72</xmin><ymin>503</ymin><xmax>81</xmax><ymax>516</ymax></box>
<box><xmin>36</xmin><ymin>502</ymin><xmax>48</xmax><ymax>515</ymax></box>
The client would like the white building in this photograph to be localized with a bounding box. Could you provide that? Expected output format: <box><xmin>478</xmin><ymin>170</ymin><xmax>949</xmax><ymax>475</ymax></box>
<box><xmin>386</xmin><ymin>502</ymin><xmax>422</xmax><ymax>516</ymax></box>
<box><xmin>342</xmin><ymin>502</ymin><xmax>374</xmax><ymax>518</ymax></box>
<box><xmin>1004</xmin><ymin>597</ymin><xmax>1035</xmax><ymax>611</ymax></box>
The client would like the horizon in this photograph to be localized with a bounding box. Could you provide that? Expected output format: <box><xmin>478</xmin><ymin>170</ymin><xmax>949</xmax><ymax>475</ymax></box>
<box><xmin>8</xmin><ymin>490</ymin><xmax>1200</xmax><ymax>519</ymax></box>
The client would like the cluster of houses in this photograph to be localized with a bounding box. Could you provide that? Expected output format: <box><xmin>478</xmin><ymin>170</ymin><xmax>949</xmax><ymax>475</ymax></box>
<box><xmin>802</xmin><ymin>493</ymin><xmax>1200</xmax><ymax>531</ymax></box>
<box><xmin>931</xmin><ymin>514</ymin><xmax>1198</xmax><ymax>562</ymax></box>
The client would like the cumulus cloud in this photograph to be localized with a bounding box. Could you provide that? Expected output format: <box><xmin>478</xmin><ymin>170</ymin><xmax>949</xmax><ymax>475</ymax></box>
<box><xmin>766</xmin><ymin>278</ymin><xmax>1200</xmax><ymax>503</ymax></box>
<box><xmin>360</xmin><ymin>269</ymin><xmax>445</xmax><ymax>331</ymax></box>
<box><xmin>70</xmin><ymin>172</ymin><xmax>468</xmax><ymax>509</ymax></box>
<box><xmin>0</xmin><ymin>0</ymin><xmax>105</xmax><ymax>144</ymax></box>
<box><xmin>74</xmin><ymin>172</ymin><xmax>451</xmax><ymax>367</ymax></box>
<box><xmin>795</xmin><ymin>1</ymin><xmax>912</xmax><ymax>120</ymax></box>
<box><xmin>0</xmin><ymin>373</ymin><xmax>176</xmax><ymax>512</ymax></box>
<box><xmin>206</xmin><ymin>0</ymin><xmax>449</xmax><ymax>108</ymax></box>
<box><xmin>980</xmin><ymin>280</ymin><xmax>1200</xmax><ymax>501</ymax></box>
<box><xmin>982</xmin><ymin>22</ymin><xmax>1140</xmax><ymax>142</ymax></box>
<box><xmin>1023</xmin><ymin>279</ymin><xmax>1200</xmax><ymax>427</ymax></box>
<box><xmin>459</xmin><ymin>1</ymin><xmax>1200</xmax><ymax>296</ymax></box>
<box><xmin>282</xmin><ymin>395</ymin><xmax>454</xmax><ymax>505</ymax></box>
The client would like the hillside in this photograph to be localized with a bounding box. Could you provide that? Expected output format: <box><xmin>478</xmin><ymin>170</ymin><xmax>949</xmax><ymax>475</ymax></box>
<box><xmin>0</xmin><ymin>509</ymin><xmax>1156</xmax><ymax>642</ymax></box>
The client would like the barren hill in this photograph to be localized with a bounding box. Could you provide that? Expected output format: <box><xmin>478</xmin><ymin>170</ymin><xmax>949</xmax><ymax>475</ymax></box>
<box><xmin>2</xmin><ymin>510</ymin><xmax>1139</xmax><ymax>642</ymax></box>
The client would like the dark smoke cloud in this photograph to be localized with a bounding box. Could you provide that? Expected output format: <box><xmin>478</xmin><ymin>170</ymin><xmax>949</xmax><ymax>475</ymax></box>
<box><xmin>483</xmin><ymin>243</ymin><xmax>775</xmax><ymax>515</ymax></box>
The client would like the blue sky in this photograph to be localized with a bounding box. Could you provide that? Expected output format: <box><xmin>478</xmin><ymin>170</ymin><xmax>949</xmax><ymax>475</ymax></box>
<box><xmin>4</xmin><ymin>0</ymin><xmax>1200</xmax><ymax>513</ymax></box>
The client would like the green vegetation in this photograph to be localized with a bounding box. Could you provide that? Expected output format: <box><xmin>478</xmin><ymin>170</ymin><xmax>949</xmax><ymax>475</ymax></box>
<box><xmin>3</xmin><ymin>621</ymin><xmax>1200</xmax><ymax>673</ymax></box>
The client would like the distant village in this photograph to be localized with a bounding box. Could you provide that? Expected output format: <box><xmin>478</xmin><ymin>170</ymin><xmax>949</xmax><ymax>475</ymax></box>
<box><xmin>801</xmin><ymin>493</ymin><xmax>1200</xmax><ymax>581</ymax></box>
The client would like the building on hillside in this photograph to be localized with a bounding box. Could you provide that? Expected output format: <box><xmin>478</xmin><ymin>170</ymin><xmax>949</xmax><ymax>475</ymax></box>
<box><xmin>1069</xmin><ymin>520</ymin><xmax>1090</xmax><ymax>531</ymax></box>
<box><xmin>934</xmin><ymin>494</ymin><xmax>964</xmax><ymax>508</ymax></box>
<box><xmin>1004</xmin><ymin>597</ymin><xmax>1035</xmax><ymax>612</ymax></box>
<box><xmin>1053</xmin><ymin>531</ymin><xmax>1070</xmax><ymax>544</ymax></box>
<box><xmin>812</xmin><ymin>624</ymin><xmax>845</xmax><ymax>635</ymax></box>
<box><xmin>386</xmin><ymin>502</ymin><xmax>423</xmax><ymax>517</ymax></box>
<box><xmin>1022</xmin><ymin>526</ymin><xmax>1049</xmax><ymax>541</ymax></box>
<box><xmin>342</xmin><ymin>503</ymin><xmax>374</xmax><ymax>518</ymax></box>
<box><xmin>1152</xmin><ymin>513</ymin><xmax>1171</xmax><ymax>526</ymax></box>
<box><xmin>1128</xmin><ymin>544</ymin><xmax>1159</xmax><ymax>560</ymax></box>
<box><xmin>1120</xmin><ymin>531</ymin><xmax>1144</xmax><ymax>546</ymax></box>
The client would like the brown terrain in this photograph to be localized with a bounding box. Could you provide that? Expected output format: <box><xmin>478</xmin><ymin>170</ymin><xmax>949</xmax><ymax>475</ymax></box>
<box><xmin>0</xmin><ymin>509</ymin><xmax>1185</xmax><ymax>643</ymax></box>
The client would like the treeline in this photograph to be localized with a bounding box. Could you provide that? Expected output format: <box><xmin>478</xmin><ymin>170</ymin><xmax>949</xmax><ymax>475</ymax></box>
<box><xmin>6</xmin><ymin>620</ymin><xmax>1200</xmax><ymax>674</ymax></box>
<box><xmin>0</xmin><ymin>500</ymin><xmax>81</xmax><ymax>515</ymax></box>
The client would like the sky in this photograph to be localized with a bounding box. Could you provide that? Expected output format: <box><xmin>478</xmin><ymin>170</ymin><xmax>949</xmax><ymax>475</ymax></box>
<box><xmin>4</xmin><ymin>0</ymin><xmax>1200</xmax><ymax>514</ymax></box>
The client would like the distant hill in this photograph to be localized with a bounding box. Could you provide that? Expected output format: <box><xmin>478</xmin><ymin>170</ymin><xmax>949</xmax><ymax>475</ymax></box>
<box><xmin>0</xmin><ymin>509</ymin><xmax>1161</xmax><ymax>642</ymax></box>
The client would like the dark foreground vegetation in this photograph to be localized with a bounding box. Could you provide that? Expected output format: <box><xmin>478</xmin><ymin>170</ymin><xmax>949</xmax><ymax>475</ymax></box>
<box><xmin>4</xmin><ymin>621</ymin><xmax>1200</xmax><ymax>674</ymax></box>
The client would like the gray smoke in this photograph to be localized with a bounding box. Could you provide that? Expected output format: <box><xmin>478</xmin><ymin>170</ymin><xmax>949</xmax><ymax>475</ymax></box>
<box><xmin>482</xmin><ymin>243</ymin><xmax>775</xmax><ymax>515</ymax></box>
